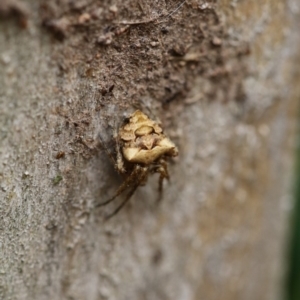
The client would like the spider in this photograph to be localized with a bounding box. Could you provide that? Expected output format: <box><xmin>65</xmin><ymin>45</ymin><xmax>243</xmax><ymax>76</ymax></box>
<box><xmin>96</xmin><ymin>110</ymin><xmax>178</xmax><ymax>219</ymax></box>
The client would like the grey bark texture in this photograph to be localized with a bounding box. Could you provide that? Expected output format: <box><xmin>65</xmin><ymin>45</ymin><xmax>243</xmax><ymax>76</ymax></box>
<box><xmin>1</xmin><ymin>0</ymin><xmax>300</xmax><ymax>299</ymax></box>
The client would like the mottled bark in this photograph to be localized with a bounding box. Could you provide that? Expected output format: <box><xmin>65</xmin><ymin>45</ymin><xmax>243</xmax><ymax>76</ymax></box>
<box><xmin>1</xmin><ymin>0</ymin><xmax>300</xmax><ymax>299</ymax></box>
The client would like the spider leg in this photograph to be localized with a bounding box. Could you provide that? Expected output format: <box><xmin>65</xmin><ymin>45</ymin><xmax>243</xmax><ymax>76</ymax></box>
<box><xmin>157</xmin><ymin>159</ymin><xmax>169</xmax><ymax>202</ymax></box>
<box><xmin>161</xmin><ymin>159</ymin><xmax>170</xmax><ymax>180</ymax></box>
<box><xmin>95</xmin><ymin>165</ymin><xmax>143</xmax><ymax>207</ymax></box>
<box><xmin>104</xmin><ymin>182</ymin><xmax>139</xmax><ymax>220</ymax></box>
<box><xmin>158</xmin><ymin>172</ymin><xmax>164</xmax><ymax>196</ymax></box>
<box><xmin>98</xmin><ymin>121</ymin><xmax>126</xmax><ymax>175</ymax></box>
<box><xmin>104</xmin><ymin>167</ymin><xmax>148</xmax><ymax>219</ymax></box>
<box><xmin>114</xmin><ymin>125</ymin><xmax>126</xmax><ymax>174</ymax></box>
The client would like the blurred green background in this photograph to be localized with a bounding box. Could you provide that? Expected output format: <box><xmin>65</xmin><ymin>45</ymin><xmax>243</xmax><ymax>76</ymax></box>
<box><xmin>286</xmin><ymin>126</ymin><xmax>300</xmax><ymax>300</ymax></box>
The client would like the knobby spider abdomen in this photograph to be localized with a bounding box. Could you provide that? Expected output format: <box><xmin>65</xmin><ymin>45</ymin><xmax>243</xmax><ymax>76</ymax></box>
<box><xmin>120</xmin><ymin>110</ymin><xmax>178</xmax><ymax>164</ymax></box>
<box><xmin>97</xmin><ymin>110</ymin><xmax>178</xmax><ymax>219</ymax></box>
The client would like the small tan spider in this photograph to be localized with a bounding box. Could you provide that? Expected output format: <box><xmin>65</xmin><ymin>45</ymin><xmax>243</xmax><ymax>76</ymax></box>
<box><xmin>97</xmin><ymin>110</ymin><xmax>178</xmax><ymax>219</ymax></box>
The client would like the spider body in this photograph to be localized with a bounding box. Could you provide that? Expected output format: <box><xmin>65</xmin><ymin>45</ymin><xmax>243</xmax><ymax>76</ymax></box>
<box><xmin>97</xmin><ymin>110</ymin><xmax>178</xmax><ymax>219</ymax></box>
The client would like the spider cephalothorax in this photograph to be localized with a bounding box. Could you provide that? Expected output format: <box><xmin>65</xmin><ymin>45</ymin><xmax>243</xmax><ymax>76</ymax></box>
<box><xmin>97</xmin><ymin>110</ymin><xmax>178</xmax><ymax>219</ymax></box>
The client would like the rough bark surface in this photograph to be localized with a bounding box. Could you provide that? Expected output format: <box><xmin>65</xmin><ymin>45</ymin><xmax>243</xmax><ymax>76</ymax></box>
<box><xmin>1</xmin><ymin>0</ymin><xmax>300</xmax><ymax>299</ymax></box>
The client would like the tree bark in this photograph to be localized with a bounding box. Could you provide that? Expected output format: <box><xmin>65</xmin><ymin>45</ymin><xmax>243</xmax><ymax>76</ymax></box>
<box><xmin>1</xmin><ymin>0</ymin><xmax>300</xmax><ymax>299</ymax></box>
